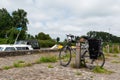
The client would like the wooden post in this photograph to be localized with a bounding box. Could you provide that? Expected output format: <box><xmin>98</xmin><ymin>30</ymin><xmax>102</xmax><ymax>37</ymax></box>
<box><xmin>117</xmin><ymin>45</ymin><xmax>120</xmax><ymax>53</ymax></box>
<box><xmin>75</xmin><ymin>41</ymin><xmax>81</xmax><ymax>68</ymax></box>
<box><xmin>112</xmin><ymin>44</ymin><xmax>114</xmax><ymax>53</ymax></box>
<box><xmin>107</xmin><ymin>44</ymin><xmax>110</xmax><ymax>53</ymax></box>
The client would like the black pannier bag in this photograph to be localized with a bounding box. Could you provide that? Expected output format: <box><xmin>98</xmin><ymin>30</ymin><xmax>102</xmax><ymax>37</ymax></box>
<box><xmin>88</xmin><ymin>39</ymin><xmax>101</xmax><ymax>59</ymax></box>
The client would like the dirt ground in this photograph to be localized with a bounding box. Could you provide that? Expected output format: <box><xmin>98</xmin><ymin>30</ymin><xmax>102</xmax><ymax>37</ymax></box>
<box><xmin>0</xmin><ymin>52</ymin><xmax>120</xmax><ymax>80</ymax></box>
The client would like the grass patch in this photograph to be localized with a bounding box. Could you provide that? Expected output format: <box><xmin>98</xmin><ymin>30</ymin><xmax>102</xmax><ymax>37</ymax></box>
<box><xmin>2</xmin><ymin>55</ymin><xmax>58</xmax><ymax>70</ymax></box>
<box><xmin>48</xmin><ymin>64</ymin><xmax>54</xmax><ymax>68</ymax></box>
<box><xmin>13</xmin><ymin>62</ymin><xmax>26</xmax><ymax>68</ymax></box>
<box><xmin>35</xmin><ymin>60</ymin><xmax>42</xmax><ymax>64</ymax></box>
<box><xmin>75</xmin><ymin>71</ymin><xmax>82</xmax><ymax>75</ymax></box>
<box><xmin>112</xmin><ymin>54</ymin><xmax>119</xmax><ymax>57</ymax></box>
<box><xmin>92</xmin><ymin>66</ymin><xmax>114</xmax><ymax>74</ymax></box>
<box><xmin>90</xmin><ymin>76</ymin><xmax>94</xmax><ymax>79</ymax></box>
<box><xmin>37</xmin><ymin>56</ymin><xmax>57</xmax><ymax>63</ymax></box>
<box><xmin>105</xmin><ymin>53</ymin><xmax>119</xmax><ymax>58</ymax></box>
<box><xmin>111</xmin><ymin>60</ymin><xmax>120</xmax><ymax>63</ymax></box>
<box><xmin>3</xmin><ymin>66</ymin><xmax>12</xmax><ymax>70</ymax></box>
<box><xmin>17</xmin><ymin>60</ymin><xmax>25</xmax><ymax>63</ymax></box>
<box><xmin>13</xmin><ymin>60</ymin><xmax>32</xmax><ymax>68</ymax></box>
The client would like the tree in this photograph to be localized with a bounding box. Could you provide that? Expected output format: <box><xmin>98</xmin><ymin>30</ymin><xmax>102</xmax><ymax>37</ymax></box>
<box><xmin>26</xmin><ymin>34</ymin><xmax>35</xmax><ymax>39</ymax></box>
<box><xmin>87</xmin><ymin>31</ymin><xmax>120</xmax><ymax>43</ymax></box>
<box><xmin>56</xmin><ymin>37</ymin><xmax>60</xmax><ymax>43</ymax></box>
<box><xmin>7</xmin><ymin>27</ymin><xmax>18</xmax><ymax>43</ymax></box>
<box><xmin>0</xmin><ymin>8</ymin><xmax>29</xmax><ymax>44</ymax></box>
<box><xmin>12</xmin><ymin>9</ymin><xmax>28</xmax><ymax>30</ymax></box>
<box><xmin>35</xmin><ymin>32</ymin><xmax>52</xmax><ymax>40</ymax></box>
<box><xmin>0</xmin><ymin>8</ymin><xmax>13</xmax><ymax>38</ymax></box>
<box><xmin>12</xmin><ymin>9</ymin><xmax>29</xmax><ymax>40</ymax></box>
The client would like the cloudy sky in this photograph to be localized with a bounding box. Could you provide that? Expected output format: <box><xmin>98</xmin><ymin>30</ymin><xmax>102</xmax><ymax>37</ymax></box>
<box><xmin>0</xmin><ymin>0</ymin><xmax>120</xmax><ymax>41</ymax></box>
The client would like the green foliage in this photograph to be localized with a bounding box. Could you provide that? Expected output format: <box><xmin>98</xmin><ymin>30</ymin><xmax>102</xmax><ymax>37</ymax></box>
<box><xmin>12</xmin><ymin>9</ymin><xmax>28</xmax><ymax>31</ymax></box>
<box><xmin>0</xmin><ymin>8</ymin><xmax>13</xmax><ymax>38</ymax></box>
<box><xmin>13</xmin><ymin>60</ymin><xmax>32</xmax><ymax>68</ymax></box>
<box><xmin>35</xmin><ymin>32</ymin><xmax>51</xmax><ymax>40</ymax></box>
<box><xmin>35</xmin><ymin>32</ymin><xmax>56</xmax><ymax>47</ymax></box>
<box><xmin>0</xmin><ymin>38</ymin><xmax>8</xmax><ymax>44</ymax></box>
<box><xmin>3</xmin><ymin>66</ymin><xmax>12</xmax><ymax>70</ymax></box>
<box><xmin>0</xmin><ymin>8</ymin><xmax>29</xmax><ymax>44</ymax></box>
<box><xmin>39</xmin><ymin>40</ymin><xmax>55</xmax><ymax>47</ymax></box>
<box><xmin>37</xmin><ymin>56</ymin><xmax>57</xmax><ymax>63</ymax></box>
<box><xmin>92</xmin><ymin>66</ymin><xmax>114</xmax><ymax>74</ymax></box>
<box><xmin>13</xmin><ymin>60</ymin><xmax>25</xmax><ymax>68</ymax></box>
<box><xmin>56</xmin><ymin>37</ymin><xmax>60</xmax><ymax>43</ymax></box>
<box><xmin>17</xmin><ymin>60</ymin><xmax>25</xmax><ymax>63</ymax></box>
<box><xmin>103</xmin><ymin>43</ymin><xmax>120</xmax><ymax>53</ymax></box>
<box><xmin>75</xmin><ymin>71</ymin><xmax>82</xmax><ymax>75</ymax></box>
<box><xmin>87</xmin><ymin>31</ymin><xmax>120</xmax><ymax>43</ymax></box>
<box><xmin>48</xmin><ymin>64</ymin><xmax>54</xmax><ymax>68</ymax></box>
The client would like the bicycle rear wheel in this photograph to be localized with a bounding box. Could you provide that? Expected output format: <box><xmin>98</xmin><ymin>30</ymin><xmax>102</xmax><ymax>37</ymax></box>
<box><xmin>83</xmin><ymin>51</ymin><xmax>105</xmax><ymax>69</ymax></box>
<box><xmin>59</xmin><ymin>46</ymin><xmax>71</xmax><ymax>67</ymax></box>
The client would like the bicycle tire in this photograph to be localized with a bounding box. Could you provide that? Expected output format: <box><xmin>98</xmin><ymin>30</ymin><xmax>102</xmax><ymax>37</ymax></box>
<box><xmin>59</xmin><ymin>46</ymin><xmax>71</xmax><ymax>67</ymax></box>
<box><xmin>83</xmin><ymin>51</ymin><xmax>105</xmax><ymax>69</ymax></box>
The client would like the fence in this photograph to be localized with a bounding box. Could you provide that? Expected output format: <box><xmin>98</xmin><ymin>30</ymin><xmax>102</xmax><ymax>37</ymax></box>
<box><xmin>103</xmin><ymin>44</ymin><xmax>120</xmax><ymax>53</ymax></box>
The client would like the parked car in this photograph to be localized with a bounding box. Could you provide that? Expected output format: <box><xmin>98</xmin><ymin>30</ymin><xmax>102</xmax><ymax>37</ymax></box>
<box><xmin>0</xmin><ymin>44</ymin><xmax>33</xmax><ymax>51</ymax></box>
<box><xmin>13</xmin><ymin>44</ymin><xmax>33</xmax><ymax>50</ymax></box>
<box><xmin>15</xmin><ymin>39</ymin><xmax>40</xmax><ymax>49</ymax></box>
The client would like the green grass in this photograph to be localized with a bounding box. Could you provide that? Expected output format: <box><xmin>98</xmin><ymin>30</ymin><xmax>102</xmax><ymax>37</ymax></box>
<box><xmin>111</xmin><ymin>60</ymin><xmax>120</xmax><ymax>63</ymax></box>
<box><xmin>3</xmin><ymin>66</ymin><xmax>12</xmax><ymax>70</ymax></box>
<box><xmin>112</xmin><ymin>54</ymin><xmax>119</xmax><ymax>57</ymax></box>
<box><xmin>104</xmin><ymin>53</ymin><xmax>111</xmax><ymax>57</ymax></box>
<box><xmin>13</xmin><ymin>62</ymin><xmax>25</xmax><ymax>68</ymax></box>
<box><xmin>13</xmin><ymin>60</ymin><xmax>32</xmax><ymax>68</ymax></box>
<box><xmin>17</xmin><ymin>60</ymin><xmax>25</xmax><ymax>63</ymax></box>
<box><xmin>48</xmin><ymin>64</ymin><xmax>54</xmax><ymax>68</ymax></box>
<box><xmin>92</xmin><ymin>66</ymin><xmax>114</xmax><ymax>74</ymax></box>
<box><xmin>75</xmin><ymin>71</ymin><xmax>82</xmax><ymax>75</ymax></box>
<box><xmin>37</xmin><ymin>56</ymin><xmax>57</xmax><ymax>63</ymax></box>
<box><xmin>90</xmin><ymin>76</ymin><xmax>94</xmax><ymax>79</ymax></box>
<box><xmin>2</xmin><ymin>55</ymin><xmax>58</xmax><ymax>70</ymax></box>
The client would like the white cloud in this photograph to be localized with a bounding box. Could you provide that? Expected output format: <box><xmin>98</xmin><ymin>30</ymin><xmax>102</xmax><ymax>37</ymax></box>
<box><xmin>1</xmin><ymin>0</ymin><xmax>120</xmax><ymax>40</ymax></box>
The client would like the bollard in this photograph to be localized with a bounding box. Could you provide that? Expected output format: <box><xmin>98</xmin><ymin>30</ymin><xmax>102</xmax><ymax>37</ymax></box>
<box><xmin>75</xmin><ymin>40</ymin><xmax>81</xmax><ymax>68</ymax></box>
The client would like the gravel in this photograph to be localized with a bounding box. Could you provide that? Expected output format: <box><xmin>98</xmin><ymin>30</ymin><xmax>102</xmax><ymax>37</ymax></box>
<box><xmin>0</xmin><ymin>52</ymin><xmax>120</xmax><ymax>80</ymax></box>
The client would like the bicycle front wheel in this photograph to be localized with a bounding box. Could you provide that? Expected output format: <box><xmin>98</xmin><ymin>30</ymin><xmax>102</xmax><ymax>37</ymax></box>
<box><xmin>83</xmin><ymin>51</ymin><xmax>105</xmax><ymax>69</ymax></box>
<box><xmin>59</xmin><ymin>47</ymin><xmax>71</xmax><ymax>67</ymax></box>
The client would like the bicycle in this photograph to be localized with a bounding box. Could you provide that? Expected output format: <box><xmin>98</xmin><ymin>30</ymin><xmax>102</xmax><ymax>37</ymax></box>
<box><xmin>59</xmin><ymin>34</ymin><xmax>77</xmax><ymax>66</ymax></box>
<box><xmin>59</xmin><ymin>34</ymin><xmax>105</xmax><ymax>68</ymax></box>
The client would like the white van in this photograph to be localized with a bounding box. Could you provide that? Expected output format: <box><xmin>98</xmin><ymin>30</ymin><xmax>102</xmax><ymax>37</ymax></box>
<box><xmin>0</xmin><ymin>44</ymin><xmax>33</xmax><ymax>51</ymax></box>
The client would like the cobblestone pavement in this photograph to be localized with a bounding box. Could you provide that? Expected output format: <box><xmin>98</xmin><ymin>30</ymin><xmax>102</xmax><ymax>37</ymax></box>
<box><xmin>0</xmin><ymin>52</ymin><xmax>120</xmax><ymax>80</ymax></box>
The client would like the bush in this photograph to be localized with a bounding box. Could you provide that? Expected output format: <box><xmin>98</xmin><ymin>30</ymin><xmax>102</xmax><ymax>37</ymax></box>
<box><xmin>38</xmin><ymin>40</ymin><xmax>56</xmax><ymax>48</ymax></box>
<box><xmin>0</xmin><ymin>38</ymin><xmax>8</xmax><ymax>44</ymax></box>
